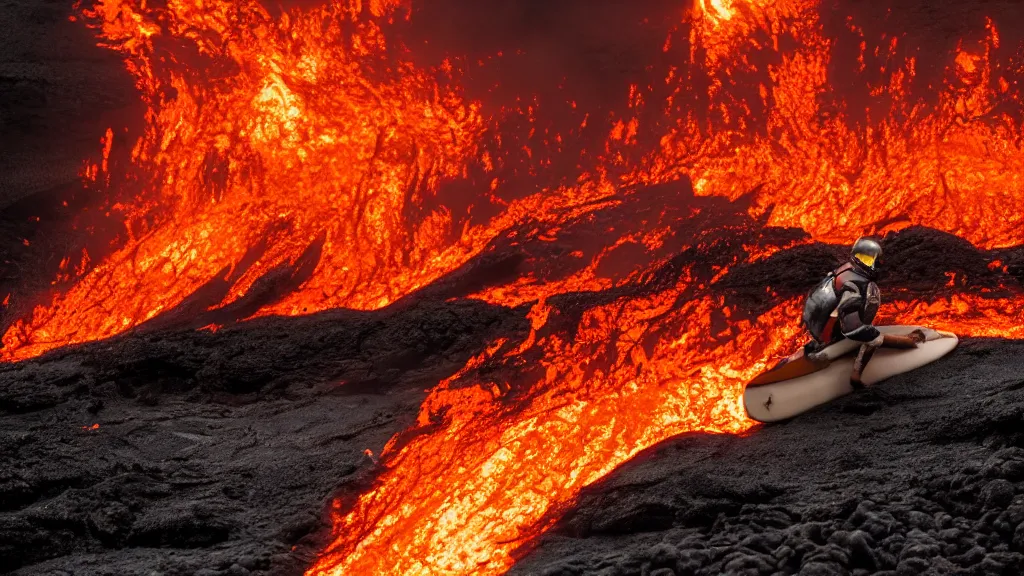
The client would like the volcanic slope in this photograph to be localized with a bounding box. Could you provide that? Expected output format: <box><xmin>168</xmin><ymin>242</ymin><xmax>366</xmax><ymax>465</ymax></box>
<box><xmin>1</xmin><ymin>223</ymin><xmax>1021</xmax><ymax>576</ymax></box>
<box><xmin>511</xmin><ymin>338</ymin><xmax>1024</xmax><ymax>576</ymax></box>
<box><xmin>0</xmin><ymin>298</ymin><xmax>527</xmax><ymax>576</ymax></box>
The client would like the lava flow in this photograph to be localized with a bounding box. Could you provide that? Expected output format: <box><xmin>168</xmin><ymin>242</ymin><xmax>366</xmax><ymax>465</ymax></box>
<box><xmin>3</xmin><ymin>0</ymin><xmax>1024</xmax><ymax>574</ymax></box>
<box><xmin>308</xmin><ymin>1</ymin><xmax>1024</xmax><ymax>575</ymax></box>
<box><xmin>311</xmin><ymin>251</ymin><xmax>1024</xmax><ymax>575</ymax></box>
<box><xmin>1</xmin><ymin>0</ymin><xmax>494</xmax><ymax>361</ymax></box>
<box><xmin>625</xmin><ymin>0</ymin><xmax>1024</xmax><ymax>248</ymax></box>
<box><xmin>5</xmin><ymin>0</ymin><xmax>1024</xmax><ymax>360</ymax></box>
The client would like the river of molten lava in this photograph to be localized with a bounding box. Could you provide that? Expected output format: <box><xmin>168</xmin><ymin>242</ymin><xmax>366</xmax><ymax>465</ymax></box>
<box><xmin>2</xmin><ymin>0</ymin><xmax>578</xmax><ymax>361</ymax></box>
<box><xmin>4</xmin><ymin>0</ymin><xmax>1024</xmax><ymax>361</ymax></box>
<box><xmin>309</xmin><ymin>284</ymin><xmax>1024</xmax><ymax>575</ymax></box>
<box><xmin>1</xmin><ymin>0</ymin><xmax>1024</xmax><ymax>573</ymax></box>
<box><xmin>306</xmin><ymin>2</ymin><xmax>1024</xmax><ymax>575</ymax></box>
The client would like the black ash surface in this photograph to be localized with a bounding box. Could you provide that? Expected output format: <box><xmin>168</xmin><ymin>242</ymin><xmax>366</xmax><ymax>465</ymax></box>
<box><xmin>0</xmin><ymin>298</ymin><xmax>527</xmax><ymax>576</ymax></box>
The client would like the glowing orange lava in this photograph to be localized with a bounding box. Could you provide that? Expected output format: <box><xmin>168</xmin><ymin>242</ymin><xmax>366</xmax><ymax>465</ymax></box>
<box><xmin>631</xmin><ymin>1</ymin><xmax>1024</xmax><ymax>249</ymax></box>
<box><xmin>312</xmin><ymin>280</ymin><xmax>779</xmax><ymax>575</ymax></box>
<box><xmin>307</xmin><ymin>1</ymin><xmax>1024</xmax><ymax>575</ymax></box>
<box><xmin>5</xmin><ymin>0</ymin><xmax>1024</xmax><ymax>362</ymax></box>
<box><xmin>3</xmin><ymin>0</ymin><xmax>1024</xmax><ymax>574</ymax></box>
<box><xmin>311</xmin><ymin>280</ymin><xmax>1024</xmax><ymax>575</ymax></box>
<box><xmin>2</xmin><ymin>0</ymin><xmax>488</xmax><ymax>361</ymax></box>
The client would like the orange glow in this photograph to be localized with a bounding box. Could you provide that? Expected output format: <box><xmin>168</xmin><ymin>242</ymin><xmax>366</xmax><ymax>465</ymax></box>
<box><xmin>311</xmin><ymin>282</ymin><xmax>1024</xmax><ymax>575</ymax></box>
<box><xmin>82</xmin><ymin>423</ymin><xmax>100</xmax><ymax>431</ymax></box>
<box><xmin>306</xmin><ymin>1</ymin><xmax>1024</xmax><ymax>574</ymax></box>
<box><xmin>887</xmin><ymin>293</ymin><xmax>1024</xmax><ymax>339</ymax></box>
<box><xmin>635</xmin><ymin>5</ymin><xmax>1024</xmax><ymax>249</ymax></box>
<box><xmin>989</xmin><ymin>259</ymin><xmax>1009</xmax><ymax>273</ymax></box>
<box><xmin>743</xmin><ymin>237</ymin><xmax>814</xmax><ymax>262</ymax></box>
<box><xmin>4</xmin><ymin>0</ymin><xmax>1024</xmax><ymax>361</ymax></box>
<box><xmin>2</xmin><ymin>0</ymin><xmax>490</xmax><ymax>361</ymax></box>
<box><xmin>469</xmin><ymin>200</ymin><xmax>676</xmax><ymax>308</ymax></box>
<box><xmin>2</xmin><ymin>0</ymin><xmax>1024</xmax><ymax>575</ymax></box>
<box><xmin>312</xmin><ymin>281</ymin><xmax>781</xmax><ymax>575</ymax></box>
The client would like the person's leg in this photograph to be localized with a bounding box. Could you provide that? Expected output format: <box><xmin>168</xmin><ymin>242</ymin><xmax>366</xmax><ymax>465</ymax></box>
<box><xmin>850</xmin><ymin>342</ymin><xmax>877</xmax><ymax>389</ymax></box>
<box><xmin>851</xmin><ymin>330</ymin><xmax>925</xmax><ymax>387</ymax></box>
<box><xmin>850</xmin><ymin>329</ymin><xmax>885</xmax><ymax>388</ymax></box>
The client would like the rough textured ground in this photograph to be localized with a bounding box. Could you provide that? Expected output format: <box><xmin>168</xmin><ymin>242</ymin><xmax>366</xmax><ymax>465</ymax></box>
<box><xmin>512</xmin><ymin>339</ymin><xmax>1024</xmax><ymax>576</ymax></box>
<box><xmin>5</xmin><ymin>291</ymin><xmax>1024</xmax><ymax>576</ymax></box>
<box><xmin>0</xmin><ymin>299</ymin><xmax>527</xmax><ymax>576</ymax></box>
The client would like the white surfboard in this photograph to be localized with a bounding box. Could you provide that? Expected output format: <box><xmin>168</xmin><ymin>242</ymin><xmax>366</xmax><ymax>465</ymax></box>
<box><xmin>744</xmin><ymin>325</ymin><xmax>959</xmax><ymax>423</ymax></box>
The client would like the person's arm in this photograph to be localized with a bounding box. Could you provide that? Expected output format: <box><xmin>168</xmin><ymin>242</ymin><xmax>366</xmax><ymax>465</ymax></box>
<box><xmin>836</xmin><ymin>281</ymin><xmax>882</xmax><ymax>344</ymax></box>
<box><xmin>838</xmin><ymin>283</ymin><xmax>920</xmax><ymax>348</ymax></box>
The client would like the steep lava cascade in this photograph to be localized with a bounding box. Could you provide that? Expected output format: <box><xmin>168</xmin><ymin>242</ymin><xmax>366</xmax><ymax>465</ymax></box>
<box><xmin>308</xmin><ymin>2</ymin><xmax>1024</xmax><ymax>575</ymax></box>
<box><xmin>2</xmin><ymin>0</ymin><xmax>544</xmax><ymax>361</ymax></box>
<box><xmin>625</xmin><ymin>0</ymin><xmax>1024</xmax><ymax>248</ymax></box>
<box><xmin>312</xmin><ymin>274</ymin><xmax>796</xmax><ymax>576</ymax></box>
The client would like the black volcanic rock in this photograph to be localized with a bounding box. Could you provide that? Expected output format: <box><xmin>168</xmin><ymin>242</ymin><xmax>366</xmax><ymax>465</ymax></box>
<box><xmin>0</xmin><ymin>296</ymin><xmax>527</xmax><ymax>575</ymax></box>
<box><xmin>510</xmin><ymin>338</ymin><xmax>1024</xmax><ymax>576</ymax></box>
<box><xmin>127</xmin><ymin>502</ymin><xmax>236</xmax><ymax>548</ymax></box>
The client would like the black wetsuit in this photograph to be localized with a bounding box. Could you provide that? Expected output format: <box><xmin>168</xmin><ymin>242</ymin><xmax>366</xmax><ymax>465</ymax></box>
<box><xmin>806</xmin><ymin>260</ymin><xmax>882</xmax><ymax>351</ymax></box>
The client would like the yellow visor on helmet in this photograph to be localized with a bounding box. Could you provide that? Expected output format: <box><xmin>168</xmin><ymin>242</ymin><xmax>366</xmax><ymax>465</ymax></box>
<box><xmin>854</xmin><ymin>253</ymin><xmax>876</xmax><ymax>268</ymax></box>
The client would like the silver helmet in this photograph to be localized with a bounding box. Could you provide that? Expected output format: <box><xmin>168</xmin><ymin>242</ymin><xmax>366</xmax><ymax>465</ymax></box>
<box><xmin>850</xmin><ymin>237</ymin><xmax>882</xmax><ymax>270</ymax></box>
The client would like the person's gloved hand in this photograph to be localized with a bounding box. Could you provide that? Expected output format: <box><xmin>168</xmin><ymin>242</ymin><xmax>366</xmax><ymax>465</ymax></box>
<box><xmin>907</xmin><ymin>328</ymin><xmax>928</xmax><ymax>344</ymax></box>
<box><xmin>882</xmin><ymin>333</ymin><xmax>919</xmax><ymax>349</ymax></box>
